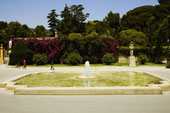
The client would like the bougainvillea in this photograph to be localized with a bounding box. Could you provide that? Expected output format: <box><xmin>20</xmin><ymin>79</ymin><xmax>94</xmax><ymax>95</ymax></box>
<box><xmin>25</xmin><ymin>38</ymin><xmax>38</xmax><ymax>52</ymax></box>
<box><xmin>25</xmin><ymin>38</ymin><xmax>60</xmax><ymax>63</ymax></box>
<box><xmin>102</xmin><ymin>38</ymin><xmax>120</xmax><ymax>56</ymax></box>
<box><xmin>46</xmin><ymin>38</ymin><xmax>60</xmax><ymax>63</ymax></box>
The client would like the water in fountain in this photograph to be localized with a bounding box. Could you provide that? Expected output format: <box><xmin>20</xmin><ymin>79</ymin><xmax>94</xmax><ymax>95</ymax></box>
<box><xmin>85</xmin><ymin>61</ymin><xmax>90</xmax><ymax>77</ymax></box>
<box><xmin>77</xmin><ymin>61</ymin><xmax>99</xmax><ymax>87</ymax></box>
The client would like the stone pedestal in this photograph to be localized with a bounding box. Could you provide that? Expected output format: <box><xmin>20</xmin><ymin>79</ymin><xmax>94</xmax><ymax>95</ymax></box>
<box><xmin>129</xmin><ymin>56</ymin><xmax>136</xmax><ymax>67</ymax></box>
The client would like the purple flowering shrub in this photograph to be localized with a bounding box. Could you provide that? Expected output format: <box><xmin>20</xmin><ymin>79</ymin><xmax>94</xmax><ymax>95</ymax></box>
<box><xmin>102</xmin><ymin>38</ymin><xmax>120</xmax><ymax>56</ymax></box>
<box><xmin>25</xmin><ymin>38</ymin><xmax>60</xmax><ymax>63</ymax></box>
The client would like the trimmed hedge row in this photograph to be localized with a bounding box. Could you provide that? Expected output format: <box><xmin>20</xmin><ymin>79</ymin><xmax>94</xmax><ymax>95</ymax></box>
<box><xmin>119</xmin><ymin>46</ymin><xmax>169</xmax><ymax>62</ymax></box>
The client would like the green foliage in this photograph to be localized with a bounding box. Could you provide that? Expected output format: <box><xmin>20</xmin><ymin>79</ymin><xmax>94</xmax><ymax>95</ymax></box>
<box><xmin>167</xmin><ymin>59</ymin><xmax>170</xmax><ymax>68</ymax></box>
<box><xmin>64</xmin><ymin>52</ymin><xmax>82</xmax><ymax>65</ymax></box>
<box><xmin>0</xmin><ymin>21</ymin><xmax>7</xmax><ymax>30</ymax></box>
<box><xmin>68</xmin><ymin>33</ymin><xmax>83</xmax><ymax>40</ymax></box>
<box><xmin>6</xmin><ymin>21</ymin><xmax>22</xmax><ymax>38</ymax></box>
<box><xmin>103</xmin><ymin>11</ymin><xmax>121</xmax><ymax>37</ymax></box>
<box><xmin>19</xmin><ymin>24</ymin><xmax>32</xmax><ymax>38</ymax></box>
<box><xmin>119</xmin><ymin>29</ymin><xmax>147</xmax><ymax>46</ymax></box>
<box><xmin>35</xmin><ymin>25</ymin><xmax>47</xmax><ymax>37</ymax></box>
<box><xmin>90</xmin><ymin>56</ymin><xmax>98</xmax><ymax>64</ymax></box>
<box><xmin>33</xmin><ymin>54</ymin><xmax>48</xmax><ymax>65</ymax></box>
<box><xmin>9</xmin><ymin>40</ymin><xmax>33</xmax><ymax>65</ymax></box>
<box><xmin>102</xmin><ymin>53</ymin><xmax>114</xmax><ymax>65</ymax></box>
<box><xmin>158</xmin><ymin>0</ymin><xmax>170</xmax><ymax>4</ymax></box>
<box><xmin>60</xmin><ymin>4</ymin><xmax>89</xmax><ymax>34</ymax></box>
<box><xmin>85</xmin><ymin>32</ymin><xmax>98</xmax><ymax>38</ymax></box>
<box><xmin>47</xmin><ymin>9</ymin><xmax>60</xmax><ymax>36</ymax></box>
<box><xmin>0</xmin><ymin>30</ymin><xmax>8</xmax><ymax>44</ymax></box>
<box><xmin>85</xmin><ymin>21</ymin><xmax>97</xmax><ymax>34</ymax></box>
<box><xmin>138</xmin><ymin>53</ymin><xmax>148</xmax><ymax>64</ymax></box>
<box><xmin>121</xmin><ymin>6</ymin><xmax>155</xmax><ymax>31</ymax></box>
<box><xmin>59</xmin><ymin>34</ymin><xmax>105</xmax><ymax>64</ymax></box>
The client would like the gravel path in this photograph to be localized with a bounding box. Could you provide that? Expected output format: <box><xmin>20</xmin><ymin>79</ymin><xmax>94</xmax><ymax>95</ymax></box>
<box><xmin>0</xmin><ymin>65</ymin><xmax>170</xmax><ymax>113</ymax></box>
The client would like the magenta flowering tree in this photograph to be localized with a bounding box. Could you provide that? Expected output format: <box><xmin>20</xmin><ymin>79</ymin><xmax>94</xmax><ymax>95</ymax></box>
<box><xmin>46</xmin><ymin>38</ymin><xmax>60</xmax><ymax>63</ymax></box>
<box><xmin>34</xmin><ymin>40</ymin><xmax>48</xmax><ymax>54</ymax></box>
<box><xmin>102</xmin><ymin>38</ymin><xmax>120</xmax><ymax>56</ymax></box>
<box><xmin>25</xmin><ymin>38</ymin><xmax>60</xmax><ymax>63</ymax></box>
<box><xmin>25</xmin><ymin>38</ymin><xmax>38</xmax><ymax>52</ymax></box>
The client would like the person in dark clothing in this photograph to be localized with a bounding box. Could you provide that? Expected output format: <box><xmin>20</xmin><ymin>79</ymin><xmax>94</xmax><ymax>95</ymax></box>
<box><xmin>51</xmin><ymin>60</ymin><xmax>54</xmax><ymax>70</ymax></box>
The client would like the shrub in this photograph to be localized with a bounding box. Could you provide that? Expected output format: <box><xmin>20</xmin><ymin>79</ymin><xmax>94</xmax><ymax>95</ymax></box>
<box><xmin>102</xmin><ymin>53</ymin><xmax>114</xmax><ymax>65</ymax></box>
<box><xmin>167</xmin><ymin>58</ymin><xmax>170</xmax><ymax>68</ymax></box>
<box><xmin>33</xmin><ymin>54</ymin><xmax>48</xmax><ymax>65</ymax></box>
<box><xmin>68</xmin><ymin>33</ymin><xmax>83</xmax><ymax>40</ymax></box>
<box><xmin>90</xmin><ymin>56</ymin><xmax>98</xmax><ymax>64</ymax></box>
<box><xmin>25</xmin><ymin>38</ymin><xmax>60</xmax><ymax>63</ymax></box>
<box><xmin>138</xmin><ymin>53</ymin><xmax>148</xmax><ymax>64</ymax></box>
<box><xmin>9</xmin><ymin>40</ymin><xmax>33</xmax><ymax>65</ymax></box>
<box><xmin>64</xmin><ymin>52</ymin><xmax>82</xmax><ymax>65</ymax></box>
<box><xmin>85</xmin><ymin>32</ymin><xmax>98</xmax><ymax>38</ymax></box>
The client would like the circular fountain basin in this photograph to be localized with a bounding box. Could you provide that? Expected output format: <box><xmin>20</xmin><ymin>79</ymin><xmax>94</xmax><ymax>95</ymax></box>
<box><xmin>77</xmin><ymin>76</ymin><xmax>100</xmax><ymax>80</ymax></box>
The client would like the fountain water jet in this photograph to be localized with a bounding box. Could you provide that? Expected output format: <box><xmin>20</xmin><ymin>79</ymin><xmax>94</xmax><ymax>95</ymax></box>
<box><xmin>77</xmin><ymin>61</ymin><xmax>99</xmax><ymax>87</ymax></box>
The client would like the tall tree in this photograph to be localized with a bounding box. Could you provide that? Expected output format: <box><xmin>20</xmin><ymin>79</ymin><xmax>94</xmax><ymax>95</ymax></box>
<box><xmin>70</xmin><ymin>4</ymin><xmax>89</xmax><ymax>33</ymax></box>
<box><xmin>47</xmin><ymin>9</ymin><xmax>60</xmax><ymax>36</ymax></box>
<box><xmin>6</xmin><ymin>21</ymin><xmax>22</xmax><ymax>38</ymax></box>
<box><xmin>19</xmin><ymin>24</ymin><xmax>32</xmax><ymax>37</ymax></box>
<box><xmin>35</xmin><ymin>25</ymin><xmax>47</xmax><ymax>37</ymax></box>
<box><xmin>60</xmin><ymin>4</ymin><xmax>89</xmax><ymax>35</ymax></box>
<box><xmin>0</xmin><ymin>21</ymin><xmax>8</xmax><ymax>43</ymax></box>
<box><xmin>103</xmin><ymin>11</ymin><xmax>121</xmax><ymax>37</ymax></box>
<box><xmin>0</xmin><ymin>21</ymin><xmax>7</xmax><ymax>30</ymax></box>
<box><xmin>60</xmin><ymin>4</ymin><xmax>72</xmax><ymax>35</ymax></box>
<box><xmin>158</xmin><ymin>0</ymin><xmax>170</xmax><ymax>4</ymax></box>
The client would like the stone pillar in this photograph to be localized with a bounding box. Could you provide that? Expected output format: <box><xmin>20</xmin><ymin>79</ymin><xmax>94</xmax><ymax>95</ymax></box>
<box><xmin>129</xmin><ymin>42</ymin><xmax>136</xmax><ymax>67</ymax></box>
<box><xmin>0</xmin><ymin>44</ymin><xmax>4</xmax><ymax>64</ymax></box>
<box><xmin>55</xmin><ymin>31</ymin><xmax>58</xmax><ymax>38</ymax></box>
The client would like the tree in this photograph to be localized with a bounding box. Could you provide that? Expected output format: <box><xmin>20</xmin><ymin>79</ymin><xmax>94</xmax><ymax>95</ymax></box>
<box><xmin>118</xmin><ymin>29</ymin><xmax>147</xmax><ymax>46</ymax></box>
<box><xmin>95</xmin><ymin>20</ymin><xmax>106</xmax><ymax>35</ymax></box>
<box><xmin>103</xmin><ymin>11</ymin><xmax>121</xmax><ymax>37</ymax></box>
<box><xmin>6</xmin><ymin>21</ymin><xmax>22</xmax><ymax>38</ymax></box>
<box><xmin>35</xmin><ymin>25</ymin><xmax>47</xmax><ymax>37</ymax></box>
<box><xmin>158</xmin><ymin>0</ymin><xmax>170</xmax><ymax>4</ymax></box>
<box><xmin>0</xmin><ymin>30</ymin><xmax>8</xmax><ymax>44</ymax></box>
<box><xmin>60</xmin><ymin>4</ymin><xmax>89</xmax><ymax>34</ymax></box>
<box><xmin>60</xmin><ymin>4</ymin><xmax>73</xmax><ymax>35</ymax></box>
<box><xmin>153</xmin><ymin>15</ymin><xmax>170</xmax><ymax>63</ymax></box>
<box><xmin>121</xmin><ymin>6</ymin><xmax>155</xmax><ymax>31</ymax></box>
<box><xmin>0</xmin><ymin>21</ymin><xmax>8</xmax><ymax>43</ymax></box>
<box><xmin>85</xmin><ymin>21</ymin><xmax>97</xmax><ymax>34</ymax></box>
<box><xmin>19</xmin><ymin>24</ymin><xmax>32</xmax><ymax>37</ymax></box>
<box><xmin>9</xmin><ymin>40</ymin><xmax>33</xmax><ymax>65</ymax></box>
<box><xmin>0</xmin><ymin>21</ymin><xmax>7</xmax><ymax>30</ymax></box>
<box><xmin>47</xmin><ymin>9</ymin><xmax>60</xmax><ymax>36</ymax></box>
<box><xmin>157</xmin><ymin>15</ymin><xmax>170</xmax><ymax>46</ymax></box>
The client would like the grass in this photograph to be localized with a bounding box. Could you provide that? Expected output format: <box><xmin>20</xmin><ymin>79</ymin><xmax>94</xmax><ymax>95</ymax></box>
<box><xmin>25</xmin><ymin>62</ymin><xmax>166</xmax><ymax>67</ymax></box>
<box><xmin>15</xmin><ymin>71</ymin><xmax>161</xmax><ymax>87</ymax></box>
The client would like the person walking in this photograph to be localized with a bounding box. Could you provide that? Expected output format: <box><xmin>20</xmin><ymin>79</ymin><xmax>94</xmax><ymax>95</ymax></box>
<box><xmin>23</xmin><ymin>59</ymin><xmax>26</xmax><ymax>69</ymax></box>
<box><xmin>51</xmin><ymin>60</ymin><xmax>54</xmax><ymax>70</ymax></box>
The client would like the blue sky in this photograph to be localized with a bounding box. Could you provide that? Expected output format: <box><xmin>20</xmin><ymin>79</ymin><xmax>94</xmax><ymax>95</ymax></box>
<box><xmin>0</xmin><ymin>0</ymin><xmax>159</xmax><ymax>29</ymax></box>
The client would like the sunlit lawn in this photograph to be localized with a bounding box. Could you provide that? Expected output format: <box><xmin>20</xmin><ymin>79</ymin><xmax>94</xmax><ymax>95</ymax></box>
<box><xmin>26</xmin><ymin>62</ymin><xmax>165</xmax><ymax>67</ymax></box>
<box><xmin>15</xmin><ymin>71</ymin><xmax>161</xmax><ymax>87</ymax></box>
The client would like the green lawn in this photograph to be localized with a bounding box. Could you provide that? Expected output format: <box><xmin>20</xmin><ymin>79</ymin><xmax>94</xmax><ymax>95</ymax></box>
<box><xmin>26</xmin><ymin>62</ymin><xmax>165</xmax><ymax>67</ymax></box>
<box><xmin>15</xmin><ymin>71</ymin><xmax>161</xmax><ymax>87</ymax></box>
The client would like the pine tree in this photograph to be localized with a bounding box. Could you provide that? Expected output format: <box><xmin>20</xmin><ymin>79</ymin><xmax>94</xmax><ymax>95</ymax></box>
<box><xmin>47</xmin><ymin>9</ymin><xmax>60</xmax><ymax>36</ymax></box>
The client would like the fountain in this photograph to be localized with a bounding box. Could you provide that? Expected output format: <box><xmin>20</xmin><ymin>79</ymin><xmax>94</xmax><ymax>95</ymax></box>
<box><xmin>77</xmin><ymin>61</ymin><xmax>99</xmax><ymax>87</ymax></box>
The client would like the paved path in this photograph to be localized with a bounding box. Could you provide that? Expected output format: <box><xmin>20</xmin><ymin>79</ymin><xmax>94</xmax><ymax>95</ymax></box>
<box><xmin>0</xmin><ymin>65</ymin><xmax>170</xmax><ymax>113</ymax></box>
